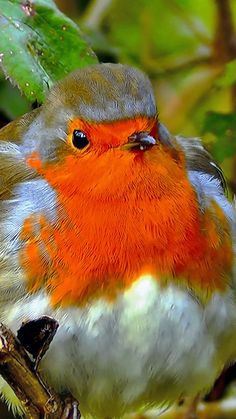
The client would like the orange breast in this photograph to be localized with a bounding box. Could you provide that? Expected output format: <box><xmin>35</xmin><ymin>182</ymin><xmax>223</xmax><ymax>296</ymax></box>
<box><xmin>21</xmin><ymin>137</ymin><xmax>233</xmax><ymax>307</ymax></box>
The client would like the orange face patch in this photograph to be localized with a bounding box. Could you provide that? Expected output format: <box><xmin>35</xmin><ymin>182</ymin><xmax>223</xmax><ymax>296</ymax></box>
<box><xmin>21</xmin><ymin>119</ymin><xmax>233</xmax><ymax>307</ymax></box>
<box><xmin>67</xmin><ymin>116</ymin><xmax>156</xmax><ymax>150</ymax></box>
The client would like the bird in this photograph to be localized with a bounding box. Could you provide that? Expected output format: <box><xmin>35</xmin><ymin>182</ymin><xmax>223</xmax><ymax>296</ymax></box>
<box><xmin>0</xmin><ymin>62</ymin><xmax>236</xmax><ymax>419</ymax></box>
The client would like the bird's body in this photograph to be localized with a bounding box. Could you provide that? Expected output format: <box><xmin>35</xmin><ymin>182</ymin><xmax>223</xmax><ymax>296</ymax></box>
<box><xmin>0</xmin><ymin>63</ymin><xmax>235</xmax><ymax>417</ymax></box>
<box><xmin>3</xmin><ymin>274</ymin><xmax>236</xmax><ymax>417</ymax></box>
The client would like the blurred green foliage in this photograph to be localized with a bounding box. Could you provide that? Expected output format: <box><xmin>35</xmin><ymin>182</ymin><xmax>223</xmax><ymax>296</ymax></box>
<box><xmin>202</xmin><ymin>112</ymin><xmax>236</xmax><ymax>162</ymax></box>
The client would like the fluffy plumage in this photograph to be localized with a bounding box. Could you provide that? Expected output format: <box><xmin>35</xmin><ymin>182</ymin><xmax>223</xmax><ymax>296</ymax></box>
<box><xmin>0</xmin><ymin>63</ymin><xmax>235</xmax><ymax>418</ymax></box>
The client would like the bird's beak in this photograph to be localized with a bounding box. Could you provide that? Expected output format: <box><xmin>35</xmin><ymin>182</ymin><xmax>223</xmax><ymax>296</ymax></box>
<box><xmin>122</xmin><ymin>132</ymin><xmax>156</xmax><ymax>151</ymax></box>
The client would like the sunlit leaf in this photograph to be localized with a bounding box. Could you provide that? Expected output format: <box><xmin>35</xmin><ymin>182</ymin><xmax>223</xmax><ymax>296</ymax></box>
<box><xmin>0</xmin><ymin>0</ymin><xmax>97</xmax><ymax>103</ymax></box>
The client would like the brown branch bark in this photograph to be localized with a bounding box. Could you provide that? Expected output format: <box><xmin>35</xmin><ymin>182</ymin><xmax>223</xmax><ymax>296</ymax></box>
<box><xmin>55</xmin><ymin>0</ymin><xmax>78</xmax><ymax>18</ymax></box>
<box><xmin>213</xmin><ymin>0</ymin><xmax>236</xmax><ymax>195</ymax></box>
<box><xmin>214</xmin><ymin>0</ymin><xmax>236</xmax><ymax>108</ymax></box>
<box><xmin>0</xmin><ymin>323</ymin><xmax>79</xmax><ymax>418</ymax></box>
<box><xmin>214</xmin><ymin>0</ymin><xmax>236</xmax><ymax>60</ymax></box>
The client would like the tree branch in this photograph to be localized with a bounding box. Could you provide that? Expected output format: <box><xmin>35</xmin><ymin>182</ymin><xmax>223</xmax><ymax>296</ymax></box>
<box><xmin>214</xmin><ymin>0</ymin><xmax>236</xmax><ymax>108</ymax></box>
<box><xmin>0</xmin><ymin>323</ymin><xmax>63</xmax><ymax>418</ymax></box>
<box><xmin>166</xmin><ymin>0</ymin><xmax>212</xmax><ymax>46</ymax></box>
<box><xmin>0</xmin><ymin>322</ymin><xmax>80</xmax><ymax>419</ymax></box>
<box><xmin>213</xmin><ymin>0</ymin><xmax>236</xmax><ymax>193</ymax></box>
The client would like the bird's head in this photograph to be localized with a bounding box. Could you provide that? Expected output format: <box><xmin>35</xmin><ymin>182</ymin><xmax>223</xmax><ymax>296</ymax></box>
<box><xmin>24</xmin><ymin>63</ymin><xmax>184</xmax><ymax>202</ymax></box>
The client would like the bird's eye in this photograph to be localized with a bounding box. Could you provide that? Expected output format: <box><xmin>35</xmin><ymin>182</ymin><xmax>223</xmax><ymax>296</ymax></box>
<box><xmin>72</xmin><ymin>130</ymin><xmax>90</xmax><ymax>149</ymax></box>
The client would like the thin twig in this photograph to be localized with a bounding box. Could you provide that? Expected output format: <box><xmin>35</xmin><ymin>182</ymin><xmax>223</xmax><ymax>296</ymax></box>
<box><xmin>166</xmin><ymin>0</ymin><xmax>212</xmax><ymax>46</ymax></box>
<box><xmin>139</xmin><ymin>7</ymin><xmax>212</xmax><ymax>76</ymax></box>
<box><xmin>158</xmin><ymin>65</ymin><xmax>222</xmax><ymax>132</ymax></box>
<box><xmin>81</xmin><ymin>0</ymin><xmax>114</xmax><ymax>30</ymax></box>
<box><xmin>142</xmin><ymin>50</ymin><xmax>212</xmax><ymax>76</ymax></box>
<box><xmin>0</xmin><ymin>323</ymin><xmax>68</xmax><ymax>418</ymax></box>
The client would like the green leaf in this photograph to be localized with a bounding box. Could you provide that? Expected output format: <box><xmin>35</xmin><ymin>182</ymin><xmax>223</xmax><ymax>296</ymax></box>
<box><xmin>216</xmin><ymin>59</ymin><xmax>236</xmax><ymax>88</ymax></box>
<box><xmin>202</xmin><ymin>112</ymin><xmax>236</xmax><ymax>161</ymax></box>
<box><xmin>0</xmin><ymin>0</ymin><xmax>98</xmax><ymax>103</ymax></box>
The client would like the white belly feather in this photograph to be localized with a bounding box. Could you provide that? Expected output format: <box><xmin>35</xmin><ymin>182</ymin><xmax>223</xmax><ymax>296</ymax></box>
<box><xmin>2</xmin><ymin>275</ymin><xmax>236</xmax><ymax>417</ymax></box>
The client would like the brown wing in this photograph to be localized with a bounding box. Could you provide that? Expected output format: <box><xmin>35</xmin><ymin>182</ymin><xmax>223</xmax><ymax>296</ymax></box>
<box><xmin>0</xmin><ymin>108</ymin><xmax>40</xmax><ymax>143</ymax></box>
<box><xmin>176</xmin><ymin>136</ymin><xmax>227</xmax><ymax>193</ymax></box>
<box><xmin>0</xmin><ymin>109</ymin><xmax>40</xmax><ymax>198</ymax></box>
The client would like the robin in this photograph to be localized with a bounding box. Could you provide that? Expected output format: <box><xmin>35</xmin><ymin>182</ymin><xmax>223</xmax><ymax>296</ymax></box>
<box><xmin>0</xmin><ymin>63</ymin><xmax>235</xmax><ymax>418</ymax></box>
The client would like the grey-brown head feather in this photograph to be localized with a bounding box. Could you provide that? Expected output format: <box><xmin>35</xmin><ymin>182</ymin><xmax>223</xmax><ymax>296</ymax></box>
<box><xmin>44</xmin><ymin>63</ymin><xmax>157</xmax><ymax>123</ymax></box>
